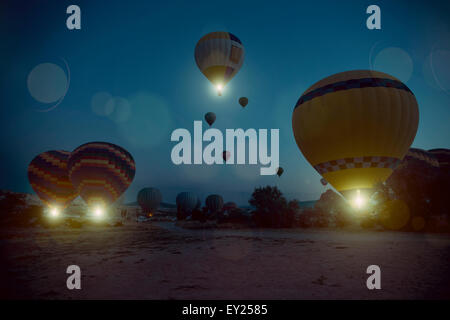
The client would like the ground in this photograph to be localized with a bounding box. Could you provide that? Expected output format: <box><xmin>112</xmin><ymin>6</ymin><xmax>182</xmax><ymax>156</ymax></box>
<box><xmin>1</xmin><ymin>222</ymin><xmax>449</xmax><ymax>299</ymax></box>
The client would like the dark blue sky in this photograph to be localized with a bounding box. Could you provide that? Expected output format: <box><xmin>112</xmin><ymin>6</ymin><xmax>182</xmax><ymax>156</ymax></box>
<box><xmin>1</xmin><ymin>0</ymin><xmax>449</xmax><ymax>204</ymax></box>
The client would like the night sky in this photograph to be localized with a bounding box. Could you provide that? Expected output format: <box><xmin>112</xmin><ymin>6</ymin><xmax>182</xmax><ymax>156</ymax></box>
<box><xmin>1</xmin><ymin>0</ymin><xmax>449</xmax><ymax>204</ymax></box>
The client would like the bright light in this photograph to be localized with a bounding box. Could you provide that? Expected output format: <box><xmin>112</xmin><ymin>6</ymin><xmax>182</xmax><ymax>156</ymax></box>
<box><xmin>49</xmin><ymin>207</ymin><xmax>60</xmax><ymax>218</ymax></box>
<box><xmin>93</xmin><ymin>206</ymin><xmax>104</xmax><ymax>218</ymax></box>
<box><xmin>216</xmin><ymin>84</ymin><xmax>223</xmax><ymax>96</ymax></box>
<box><xmin>352</xmin><ymin>190</ymin><xmax>366</xmax><ymax>209</ymax></box>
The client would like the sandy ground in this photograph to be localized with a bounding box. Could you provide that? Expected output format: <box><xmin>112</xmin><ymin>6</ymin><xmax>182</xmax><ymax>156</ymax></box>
<box><xmin>0</xmin><ymin>222</ymin><xmax>449</xmax><ymax>299</ymax></box>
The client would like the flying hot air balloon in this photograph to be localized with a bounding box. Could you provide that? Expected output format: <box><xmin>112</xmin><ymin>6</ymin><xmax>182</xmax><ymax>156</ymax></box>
<box><xmin>205</xmin><ymin>112</ymin><xmax>216</xmax><ymax>126</ymax></box>
<box><xmin>205</xmin><ymin>194</ymin><xmax>224</xmax><ymax>214</ymax></box>
<box><xmin>137</xmin><ymin>187</ymin><xmax>162</xmax><ymax>216</ymax></box>
<box><xmin>28</xmin><ymin>150</ymin><xmax>78</xmax><ymax>216</ymax></box>
<box><xmin>276</xmin><ymin>167</ymin><xmax>284</xmax><ymax>177</ymax></box>
<box><xmin>194</xmin><ymin>31</ymin><xmax>245</xmax><ymax>96</ymax></box>
<box><xmin>404</xmin><ymin>148</ymin><xmax>440</xmax><ymax>167</ymax></box>
<box><xmin>68</xmin><ymin>142</ymin><xmax>136</xmax><ymax>218</ymax></box>
<box><xmin>292</xmin><ymin>70</ymin><xmax>419</xmax><ymax>205</ymax></box>
<box><xmin>222</xmin><ymin>151</ymin><xmax>231</xmax><ymax>162</ymax></box>
<box><xmin>239</xmin><ymin>97</ymin><xmax>248</xmax><ymax>107</ymax></box>
<box><xmin>320</xmin><ymin>178</ymin><xmax>328</xmax><ymax>186</ymax></box>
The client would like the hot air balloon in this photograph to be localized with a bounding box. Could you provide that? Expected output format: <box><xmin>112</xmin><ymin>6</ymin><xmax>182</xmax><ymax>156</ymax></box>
<box><xmin>137</xmin><ymin>187</ymin><xmax>162</xmax><ymax>216</ymax></box>
<box><xmin>28</xmin><ymin>150</ymin><xmax>78</xmax><ymax>214</ymax></box>
<box><xmin>68</xmin><ymin>142</ymin><xmax>135</xmax><ymax>217</ymax></box>
<box><xmin>320</xmin><ymin>178</ymin><xmax>328</xmax><ymax>186</ymax></box>
<box><xmin>176</xmin><ymin>192</ymin><xmax>199</xmax><ymax>215</ymax></box>
<box><xmin>205</xmin><ymin>112</ymin><xmax>216</xmax><ymax>126</ymax></box>
<box><xmin>223</xmin><ymin>151</ymin><xmax>231</xmax><ymax>162</ymax></box>
<box><xmin>276</xmin><ymin>167</ymin><xmax>284</xmax><ymax>177</ymax></box>
<box><xmin>239</xmin><ymin>97</ymin><xmax>248</xmax><ymax>107</ymax></box>
<box><xmin>292</xmin><ymin>70</ymin><xmax>419</xmax><ymax>203</ymax></box>
<box><xmin>404</xmin><ymin>148</ymin><xmax>439</xmax><ymax>167</ymax></box>
<box><xmin>205</xmin><ymin>194</ymin><xmax>224</xmax><ymax>213</ymax></box>
<box><xmin>194</xmin><ymin>31</ymin><xmax>245</xmax><ymax>96</ymax></box>
<box><xmin>428</xmin><ymin>148</ymin><xmax>450</xmax><ymax>169</ymax></box>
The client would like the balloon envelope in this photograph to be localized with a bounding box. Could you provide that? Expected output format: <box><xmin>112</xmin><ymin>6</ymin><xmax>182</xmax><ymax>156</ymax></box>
<box><xmin>276</xmin><ymin>167</ymin><xmax>284</xmax><ymax>177</ymax></box>
<box><xmin>194</xmin><ymin>31</ymin><xmax>244</xmax><ymax>92</ymax></box>
<box><xmin>68</xmin><ymin>142</ymin><xmax>136</xmax><ymax>206</ymax></box>
<box><xmin>28</xmin><ymin>150</ymin><xmax>78</xmax><ymax>209</ymax></box>
<box><xmin>222</xmin><ymin>151</ymin><xmax>231</xmax><ymax>162</ymax></box>
<box><xmin>292</xmin><ymin>70</ymin><xmax>419</xmax><ymax>199</ymax></box>
<box><xmin>205</xmin><ymin>112</ymin><xmax>216</xmax><ymax>126</ymax></box>
<box><xmin>176</xmin><ymin>192</ymin><xmax>199</xmax><ymax>213</ymax></box>
<box><xmin>405</xmin><ymin>148</ymin><xmax>439</xmax><ymax>167</ymax></box>
<box><xmin>205</xmin><ymin>194</ymin><xmax>224</xmax><ymax>213</ymax></box>
<box><xmin>239</xmin><ymin>97</ymin><xmax>248</xmax><ymax>107</ymax></box>
<box><xmin>137</xmin><ymin>187</ymin><xmax>162</xmax><ymax>213</ymax></box>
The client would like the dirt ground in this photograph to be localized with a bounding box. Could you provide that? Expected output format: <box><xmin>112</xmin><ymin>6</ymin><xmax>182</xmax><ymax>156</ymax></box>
<box><xmin>1</xmin><ymin>222</ymin><xmax>449</xmax><ymax>299</ymax></box>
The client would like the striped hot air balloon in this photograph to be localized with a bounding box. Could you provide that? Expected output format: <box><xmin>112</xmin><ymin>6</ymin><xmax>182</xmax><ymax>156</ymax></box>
<box><xmin>137</xmin><ymin>187</ymin><xmax>162</xmax><ymax>215</ymax></box>
<box><xmin>195</xmin><ymin>31</ymin><xmax>245</xmax><ymax>95</ymax></box>
<box><xmin>428</xmin><ymin>148</ymin><xmax>450</xmax><ymax>169</ymax></box>
<box><xmin>405</xmin><ymin>148</ymin><xmax>440</xmax><ymax>167</ymax></box>
<box><xmin>27</xmin><ymin>150</ymin><xmax>78</xmax><ymax>209</ymax></box>
<box><xmin>292</xmin><ymin>70</ymin><xmax>419</xmax><ymax>201</ymax></box>
<box><xmin>68</xmin><ymin>142</ymin><xmax>135</xmax><ymax>207</ymax></box>
<box><xmin>176</xmin><ymin>192</ymin><xmax>199</xmax><ymax>214</ymax></box>
<box><xmin>205</xmin><ymin>194</ymin><xmax>224</xmax><ymax>213</ymax></box>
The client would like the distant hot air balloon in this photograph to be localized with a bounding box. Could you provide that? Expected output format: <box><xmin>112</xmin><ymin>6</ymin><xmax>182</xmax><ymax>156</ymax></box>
<box><xmin>68</xmin><ymin>142</ymin><xmax>136</xmax><ymax>211</ymax></box>
<box><xmin>137</xmin><ymin>187</ymin><xmax>162</xmax><ymax>215</ymax></box>
<box><xmin>205</xmin><ymin>112</ymin><xmax>216</xmax><ymax>126</ymax></box>
<box><xmin>222</xmin><ymin>151</ymin><xmax>231</xmax><ymax>162</ymax></box>
<box><xmin>405</xmin><ymin>148</ymin><xmax>440</xmax><ymax>167</ymax></box>
<box><xmin>28</xmin><ymin>150</ymin><xmax>78</xmax><ymax>210</ymax></box>
<box><xmin>276</xmin><ymin>167</ymin><xmax>284</xmax><ymax>177</ymax></box>
<box><xmin>320</xmin><ymin>178</ymin><xmax>328</xmax><ymax>186</ymax></box>
<box><xmin>176</xmin><ymin>192</ymin><xmax>199</xmax><ymax>214</ymax></box>
<box><xmin>194</xmin><ymin>31</ymin><xmax>245</xmax><ymax>96</ymax></box>
<box><xmin>428</xmin><ymin>148</ymin><xmax>450</xmax><ymax>169</ymax></box>
<box><xmin>239</xmin><ymin>97</ymin><xmax>248</xmax><ymax>107</ymax></box>
<box><xmin>205</xmin><ymin>194</ymin><xmax>224</xmax><ymax>213</ymax></box>
<box><xmin>292</xmin><ymin>70</ymin><xmax>419</xmax><ymax>201</ymax></box>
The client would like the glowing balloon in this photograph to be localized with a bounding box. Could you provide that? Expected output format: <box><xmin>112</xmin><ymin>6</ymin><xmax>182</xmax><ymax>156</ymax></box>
<box><xmin>239</xmin><ymin>97</ymin><xmax>248</xmax><ymax>107</ymax></box>
<box><xmin>292</xmin><ymin>70</ymin><xmax>419</xmax><ymax>199</ymax></box>
<box><xmin>68</xmin><ymin>142</ymin><xmax>136</xmax><ymax>206</ymax></box>
<box><xmin>137</xmin><ymin>187</ymin><xmax>162</xmax><ymax>214</ymax></box>
<box><xmin>205</xmin><ymin>112</ymin><xmax>216</xmax><ymax>126</ymax></box>
<box><xmin>195</xmin><ymin>31</ymin><xmax>245</xmax><ymax>95</ymax></box>
<box><xmin>28</xmin><ymin>150</ymin><xmax>78</xmax><ymax>209</ymax></box>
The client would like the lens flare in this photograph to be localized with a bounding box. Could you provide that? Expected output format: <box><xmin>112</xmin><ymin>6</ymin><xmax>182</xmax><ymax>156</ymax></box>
<box><xmin>49</xmin><ymin>207</ymin><xmax>60</xmax><ymax>217</ymax></box>
<box><xmin>93</xmin><ymin>206</ymin><xmax>104</xmax><ymax>218</ymax></box>
<box><xmin>351</xmin><ymin>190</ymin><xmax>366</xmax><ymax>209</ymax></box>
<box><xmin>216</xmin><ymin>84</ymin><xmax>223</xmax><ymax>96</ymax></box>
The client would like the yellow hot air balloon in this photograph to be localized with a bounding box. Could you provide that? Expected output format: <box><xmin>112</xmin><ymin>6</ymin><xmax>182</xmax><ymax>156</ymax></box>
<box><xmin>194</xmin><ymin>31</ymin><xmax>245</xmax><ymax>95</ymax></box>
<box><xmin>292</xmin><ymin>70</ymin><xmax>419</xmax><ymax>202</ymax></box>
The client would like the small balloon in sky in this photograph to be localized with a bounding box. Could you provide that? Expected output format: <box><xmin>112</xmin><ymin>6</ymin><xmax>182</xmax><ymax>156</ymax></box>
<box><xmin>223</xmin><ymin>151</ymin><xmax>231</xmax><ymax>162</ymax></box>
<box><xmin>204</xmin><ymin>112</ymin><xmax>216</xmax><ymax>126</ymax></box>
<box><xmin>239</xmin><ymin>97</ymin><xmax>248</xmax><ymax>107</ymax></box>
